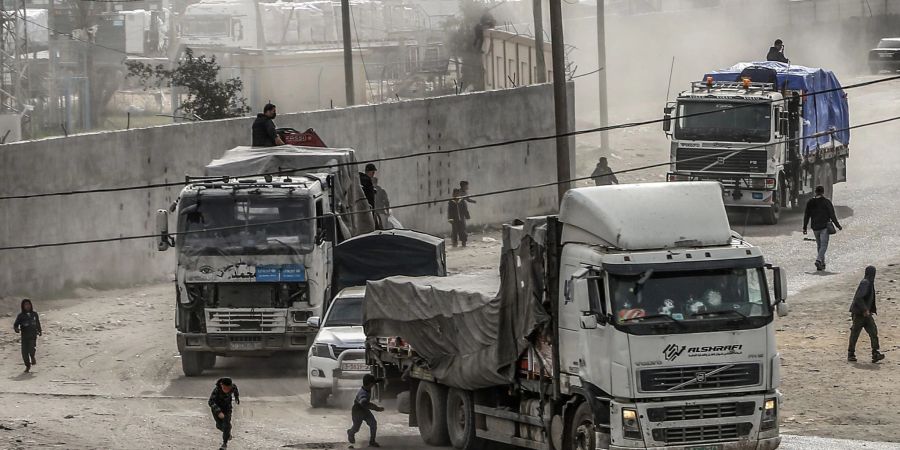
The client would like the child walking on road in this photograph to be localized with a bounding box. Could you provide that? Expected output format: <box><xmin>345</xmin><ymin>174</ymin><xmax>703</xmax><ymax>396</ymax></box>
<box><xmin>347</xmin><ymin>374</ymin><xmax>384</xmax><ymax>448</ymax></box>
<box><xmin>13</xmin><ymin>299</ymin><xmax>42</xmax><ymax>373</ymax></box>
<box><xmin>209</xmin><ymin>377</ymin><xmax>240</xmax><ymax>449</ymax></box>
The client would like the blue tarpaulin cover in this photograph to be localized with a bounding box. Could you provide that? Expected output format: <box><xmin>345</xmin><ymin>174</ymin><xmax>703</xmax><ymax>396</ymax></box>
<box><xmin>705</xmin><ymin>62</ymin><xmax>850</xmax><ymax>155</ymax></box>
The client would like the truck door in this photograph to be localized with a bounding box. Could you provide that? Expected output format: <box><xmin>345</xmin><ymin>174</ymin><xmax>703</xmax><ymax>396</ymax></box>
<box><xmin>559</xmin><ymin>265</ymin><xmax>611</xmax><ymax>383</ymax></box>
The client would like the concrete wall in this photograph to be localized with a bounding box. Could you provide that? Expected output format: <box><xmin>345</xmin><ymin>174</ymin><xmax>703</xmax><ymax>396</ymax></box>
<box><xmin>0</xmin><ymin>83</ymin><xmax>572</xmax><ymax>298</ymax></box>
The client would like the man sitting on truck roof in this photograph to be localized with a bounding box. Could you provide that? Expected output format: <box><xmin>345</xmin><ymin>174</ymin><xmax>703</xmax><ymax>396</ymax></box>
<box><xmin>766</xmin><ymin>39</ymin><xmax>790</xmax><ymax>64</ymax></box>
<box><xmin>251</xmin><ymin>103</ymin><xmax>285</xmax><ymax>147</ymax></box>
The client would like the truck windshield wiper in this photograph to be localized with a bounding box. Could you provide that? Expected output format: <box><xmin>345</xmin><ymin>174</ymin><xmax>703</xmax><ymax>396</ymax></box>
<box><xmin>691</xmin><ymin>309</ymin><xmax>748</xmax><ymax>320</ymax></box>
<box><xmin>621</xmin><ymin>314</ymin><xmax>685</xmax><ymax>328</ymax></box>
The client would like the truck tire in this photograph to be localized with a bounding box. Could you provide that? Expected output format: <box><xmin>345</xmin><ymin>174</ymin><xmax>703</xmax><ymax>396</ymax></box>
<box><xmin>200</xmin><ymin>352</ymin><xmax>216</xmax><ymax>370</ymax></box>
<box><xmin>446</xmin><ymin>388</ymin><xmax>485</xmax><ymax>450</ymax></box>
<box><xmin>761</xmin><ymin>187</ymin><xmax>782</xmax><ymax>225</ymax></box>
<box><xmin>567</xmin><ymin>402</ymin><xmax>609</xmax><ymax>450</ymax></box>
<box><xmin>310</xmin><ymin>388</ymin><xmax>330</xmax><ymax>408</ymax></box>
<box><xmin>416</xmin><ymin>381</ymin><xmax>450</xmax><ymax>446</ymax></box>
<box><xmin>181</xmin><ymin>352</ymin><xmax>203</xmax><ymax>377</ymax></box>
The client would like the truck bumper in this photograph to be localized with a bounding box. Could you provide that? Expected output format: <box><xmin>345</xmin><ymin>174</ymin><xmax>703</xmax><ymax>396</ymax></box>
<box><xmin>177</xmin><ymin>332</ymin><xmax>314</xmax><ymax>354</ymax></box>
<box><xmin>721</xmin><ymin>187</ymin><xmax>775</xmax><ymax>209</ymax></box>
<box><xmin>610</xmin><ymin>436</ymin><xmax>780</xmax><ymax>450</ymax></box>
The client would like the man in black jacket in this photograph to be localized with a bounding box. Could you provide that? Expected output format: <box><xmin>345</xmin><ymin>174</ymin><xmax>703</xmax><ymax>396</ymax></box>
<box><xmin>347</xmin><ymin>374</ymin><xmax>384</xmax><ymax>448</ymax></box>
<box><xmin>766</xmin><ymin>39</ymin><xmax>789</xmax><ymax>64</ymax></box>
<box><xmin>13</xmin><ymin>299</ymin><xmax>42</xmax><ymax>373</ymax></box>
<box><xmin>251</xmin><ymin>103</ymin><xmax>285</xmax><ymax>147</ymax></box>
<box><xmin>803</xmin><ymin>186</ymin><xmax>842</xmax><ymax>271</ymax></box>
<box><xmin>208</xmin><ymin>377</ymin><xmax>240</xmax><ymax>449</ymax></box>
<box><xmin>359</xmin><ymin>163</ymin><xmax>377</xmax><ymax>208</ymax></box>
<box><xmin>448</xmin><ymin>188</ymin><xmax>469</xmax><ymax>247</ymax></box>
<box><xmin>848</xmin><ymin>266</ymin><xmax>885</xmax><ymax>363</ymax></box>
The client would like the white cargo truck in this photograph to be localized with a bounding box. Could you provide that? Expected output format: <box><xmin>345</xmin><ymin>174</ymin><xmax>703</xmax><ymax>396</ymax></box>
<box><xmin>156</xmin><ymin>145</ymin><xmax>374</xmax><ymax>376</ymax></box>
<box><xmin>365</xmin><ymin>182</ymin><xmax>787</xmax><ymax>450</ymax></box>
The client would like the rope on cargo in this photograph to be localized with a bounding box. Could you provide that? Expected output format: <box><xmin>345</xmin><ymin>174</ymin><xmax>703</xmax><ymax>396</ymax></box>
<box><xmin>2</xmin><ymin>114</ymin><xmax>899</xmax><ymax>252</ymax></box>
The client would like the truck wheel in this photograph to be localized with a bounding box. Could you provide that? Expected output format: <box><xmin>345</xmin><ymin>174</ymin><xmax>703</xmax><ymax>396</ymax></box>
<box><xmin>567</xmin><ymin>402</ymin><xmax>609</xmax><ymax>450</ymax></box>
<box><xmin>446</xmin><ymin>388</ymin><xmax>484</xmax><ymax>450</ymax></box>
<box><xmin>181</xmin><ymin>352</ymin><xmax>203</xmax><ymax>377</ymax></box>
<box><xmin>761</xmin><ymin>187</ymin><xmax>782</xmax><ymax>225</ymax></box>
<box><xmin>397</xmin><ymin>390</ymin><xmax>411</xmax><ymax>414</ymax></box>
<box><xmin>310</xmin><ymin>388</ymin><xmax>330</xmax><ymax>408</ymax></box>
<box><xmin>416</xmin><ymin>381</ymin><xmax>450</xmax><ymax>446</ymax></box>
<box><xmin>201</xmin><ymin>352</ymin><xmax>216</xmax><ymax>370</ymax></box>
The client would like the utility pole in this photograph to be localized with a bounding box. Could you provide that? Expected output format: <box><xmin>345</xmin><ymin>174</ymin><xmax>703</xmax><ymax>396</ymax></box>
<box><xmin>549</xmin><ymin>0</ymin><xmax>570</xmax><ymax>202</ymax></box>
<box><xmin>596</xmin><ymin>0</ymin><xmax>609</xmax><ymax>151</ymax></box>
<box><xmin>48</xmin><ymin>0</ymin><xmax>59</xmax><ymax>128</ymax></box>
<box><xmin>533</xmin><ymin>0</ymin><xmax>546</xmax><ymax>83</ymax></box>
<box><xmin>340</xmin><ymin>0</ymin><xmax>355</xmax><ymax>106</ymax></box>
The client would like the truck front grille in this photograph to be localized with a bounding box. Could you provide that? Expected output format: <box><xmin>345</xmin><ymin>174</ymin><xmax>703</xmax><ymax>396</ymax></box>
<box><xmin>640</xmin><ymin>363</ymin><xmax>761</xmax><ymax>392</ymax></box>
<box><xmin>647</xmin><ymin>401</ymin><xmax>755</xmax><ymax>422</ymax></box>
<box><xmin>652</xmin><ymin>422</ymin><xmax>752</xmax><ymax>444</ymax></box>
<box><xmin>675</xmin><ymin>148</ymin><xmax>768</xmax><ymax>173</ymax></box>
<box><xmin>205</xmin><ymin>308</ymin><xmax>287</xmax><ymax>333</ymax></box>
<box><xmin>334</xmin><ymin>346</ymin><xmax>364</xmax><ymax>359</ymax></box>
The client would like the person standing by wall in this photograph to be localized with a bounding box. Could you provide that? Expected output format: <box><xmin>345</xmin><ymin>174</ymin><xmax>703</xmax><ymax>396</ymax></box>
<box><xmin>251</xmin><ymin>103</ymin><xmax>285</xmax><ymax>147</ymax></box>
<box><xmin>802</xmin><ymin>185</ymin><xmax>842</xmax><ymax>271</ymax></box>
<box><xmin>848</xmin><ymin>266</ymin><xmax>885</xmax><ymax>363</ymax></box>
<box><xmin>447</xmin><ymin>189</ymin><xmax>469</xmax><ymax>247</ymax></box>
<box><xmin>590</xmin><ymin>157</ymin><xmax>619</xmax><ymax>186</ymax></box>
<box><xmin>13</xmin><ymin>299</ymin><xmax>42</xmax><ymax>373</ymax></box>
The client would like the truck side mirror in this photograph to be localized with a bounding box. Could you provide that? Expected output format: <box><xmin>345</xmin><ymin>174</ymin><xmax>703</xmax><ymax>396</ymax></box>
<box><xmin>307</xmin><ymin>316</ymin><xmax>320</xmax><ymax>328</ymax></box>
<box><xmin>662</xmin><ymin>105</ymin><xmax>675</xmax><ymax>134</ymax></box>
<box><xmin>767</xmin><ymin>265</ymin><xmax>789</xmax><ymax>317</ymax></box>
<box><xmin>320</xmin><ymin>215</ymin><xmax>336</xmax><ymax>242</ymax></box>
<box><xmin>778</xmin><ymin>111</ymin><xmax>789</xmax><ymax>136</ymax></box>
<box><xmin>156</xmin><ymin>209</ymin><xmax>171</xmax><ymax>251</ymax></box>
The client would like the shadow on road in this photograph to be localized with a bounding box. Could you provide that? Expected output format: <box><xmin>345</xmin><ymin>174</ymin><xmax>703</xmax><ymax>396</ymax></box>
<box><xmin>729</xmin><ymin>205</ymin><xmax>855</xmax><ymax>238</ymax></box>
<box><xmin>9</xmin><ymin>371</ymin><xmax>36</xmax><ymax>382</ymax></box>
<box><xmin>161</xmin><ymin>355</ymin><xmax>308</xmax><ymax>398</ymax></box>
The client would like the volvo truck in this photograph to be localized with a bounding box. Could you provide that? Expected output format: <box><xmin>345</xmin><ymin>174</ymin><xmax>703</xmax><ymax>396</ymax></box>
<box><xmin>365</xmin><ymin>182</ymin><xmax>787</xmax><ymax>449</ymax></box>
<box><xmin>156</xmin><ymin>144</ymin><xmax>374</xmax><ymax>376</ymax></box>
<box><xmin>664</xmin><ymin>62</ymin><xmax>849</xmax><ymax>224</ymax></box>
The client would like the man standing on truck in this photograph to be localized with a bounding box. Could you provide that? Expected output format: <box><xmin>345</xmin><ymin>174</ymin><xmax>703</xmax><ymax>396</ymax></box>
<box><xmin>766</xmin><ymin>39</ymin><xmax>790</xmax><ymax>64</ymax></box>
<box><xmin>208</xmin><ymin>377</ymin><xmax>240</xmax><ymax>450</ymax></box>
<box><xmin>848</xmin><ymin>266</ymin><xmax>886</xmax><ymax>363</ymax></box>
<box><xmin>590</xmin><ymin>157</ymin><xmax>619</xmax><ymax>186</ymax></box>
<box><xmin>13</xmin><ymin>298</ymin><xmax>42</xmax><ymax>373</ymax></box>
<box><xmin>251</xmin><ymin>103</ymin><xmax>285</xmax><ymax>147</ymax></box>
<box><xmin>347</xmin><ymin>374</ymin><xmax>384</xmax><ymax>448</ymax></box>
<box><xmin>803</xmin><ymin>186</ymin><xmax>842</xmax><ymax>271</ymax></box>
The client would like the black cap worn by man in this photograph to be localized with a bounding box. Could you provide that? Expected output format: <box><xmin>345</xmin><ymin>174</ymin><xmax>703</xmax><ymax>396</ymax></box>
<box><xmin>766</xmin><ymin>39</ymin><xmax>789</xmax><ymax>64</ymax></box>
<box><xmin>251</xmin><ymin>103</ymin><xmax>285</xmax><ymax>147</ymax></box>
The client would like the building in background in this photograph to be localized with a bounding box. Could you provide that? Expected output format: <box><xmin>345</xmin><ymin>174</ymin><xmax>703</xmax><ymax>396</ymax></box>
<box><xmin>481</xmin><ymin>28</ymin><xmax>552</xmax><ymax>91</ymax></box>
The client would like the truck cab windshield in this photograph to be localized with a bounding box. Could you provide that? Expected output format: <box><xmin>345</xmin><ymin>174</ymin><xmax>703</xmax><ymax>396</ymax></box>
<box><xmin>675</xmin><ymin>101</ymin><xmax>772</xmax><ymax>143</ymax></box>
<box><xmin>610</xmin><ymin>267</ymin><xmax>771</xmax><ymax>334</ymax></box>
<box><xmin>178</xmin><ymin>195</ymin><xmax>315</xmax><ymax>255</ymax></box>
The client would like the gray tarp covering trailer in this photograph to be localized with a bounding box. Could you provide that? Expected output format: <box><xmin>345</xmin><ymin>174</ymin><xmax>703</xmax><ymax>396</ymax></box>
<box><xmin>204</xmin><ymin>145</ymin><xmax>375</xmax><ymax>238</ymax></box>
<box><xmin>364</xmin><ymin>219</ymin><xmax>552</xmax><ymax>390</ymax></box>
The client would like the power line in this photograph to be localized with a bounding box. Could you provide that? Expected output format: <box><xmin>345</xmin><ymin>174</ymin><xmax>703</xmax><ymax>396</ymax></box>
<box><xmin>3</xmin><ymin>73</ymin><xmax>898</xmax><ymax>202</ymax></box>
<box><xmin>3</xmin><ymin>114</ymin><xmax>899</xmax><ymax>252</ymax></box>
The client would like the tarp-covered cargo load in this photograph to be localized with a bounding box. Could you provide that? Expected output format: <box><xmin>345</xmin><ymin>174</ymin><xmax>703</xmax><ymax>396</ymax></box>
<box><xmin>705</xmin><ymin>62</ymin><xmax>850</xmax><ymax>156</ymax></box>
<box><xmin>333</xmin><ymin>229</ymin><xmax>447</xmax><ymax>294</ymax></box>
<box><xmin>204</xmin><ymin>145</ymin><xmax>375</xmax><ymax>237</ymax></box>
<box><xmin>364</xmin><ymin>218</ymin><xmax>552</xmax><ymax>390</ymax></box>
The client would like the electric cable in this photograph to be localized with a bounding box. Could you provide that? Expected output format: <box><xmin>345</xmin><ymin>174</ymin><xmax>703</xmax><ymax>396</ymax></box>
<box><xmin>4</xmin><ymin>73</ymin><xmax>898</xmax><ymax>201</ymax></box>
<box><xmin>2</xmin><ymin>114</ymin><xmax>898</xmax><ymax>252</ymax></box>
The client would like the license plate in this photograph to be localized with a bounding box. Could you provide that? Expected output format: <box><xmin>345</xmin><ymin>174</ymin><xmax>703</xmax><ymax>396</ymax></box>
<box><xmin>879</xmin><ymin>53</ymin><xmax>894</xmax><ymax>58</ymax></box>
<box><xmin>341</xmin><ymin>362</ymin><xmax>369</xmax><ymax>372</ymax></box>
<box><xmin>687</xmin><ymin>446</ymin><xmax>721</xmax><ymax>450</ymax></box>
<box><xmin>231</xmin><ymin>342</ymin><xmax>261</xmax><ymax>351</ymax></box>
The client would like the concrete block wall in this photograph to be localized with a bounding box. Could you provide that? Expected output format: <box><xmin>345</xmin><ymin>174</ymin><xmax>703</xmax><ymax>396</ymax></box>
<box><xmin>0</xmin><ymin>83</ymin><xmax>571</xmax><ymax>297</ymax></box>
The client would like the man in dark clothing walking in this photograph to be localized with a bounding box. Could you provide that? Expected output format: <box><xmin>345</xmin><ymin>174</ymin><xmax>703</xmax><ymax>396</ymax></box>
<box><xmin>848</xmin><ymin>266</ymin><xmax>886</xmax><ymax>363</ymax></box>
<box><xmin>209</xmin><ymin>377</ymin><xmax>240</xmax><ymax>449</ymax></box>
<box><xmin>803</xmin><ymin>185</ymin><xmax>842</xmax><ymax>271</ymax></box>
<box><xmin>359</xmin><ymin>163</ymin><xmax>377</xmax><ymax>209</ymax></box>
<box><xmin>347</xmin><ymin>374</ymin><xmax>384</xmax><ymax>448</ymax></box>
<box><xmin>766</xmin><ymin>39</ymin><xmax>790</xmax><ymax>63</ymax></box>
<box><xmin>590</xmin><ymin>157</ymin><xmax>619</xmax><ymax>186</ymax></box>
<box><xmin>251</xmin><ymin>103</ymin><xmax>285</xmax><ymax>147</ymax></box>
<box><xmin>13</xmin><ymin>299</ymin><xmax>42</xmax><ymax>373</ymax></box>
<box><xmin>448</xmin><ymin>188</ymin><xmax>469</xmax><ymax>247</ymax></box>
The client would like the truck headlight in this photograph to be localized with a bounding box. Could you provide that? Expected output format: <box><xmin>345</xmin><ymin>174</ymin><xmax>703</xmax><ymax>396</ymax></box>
<box><xmin>761</xmin><ymin>398</ymin><xmax>778</xmax><ymax>431</ymax></box>
<box><xmin>622</xmin><ymin>408</ymin><xmax>642</xmax><ymax>440</ymax></box>
<box><xmin>311</xmin><ymin>343</ymin><xmax>334</xmax><ymax>359</ymax></box>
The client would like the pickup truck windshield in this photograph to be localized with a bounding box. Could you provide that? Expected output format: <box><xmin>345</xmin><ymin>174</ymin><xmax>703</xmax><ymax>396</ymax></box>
<box><xmin>675</xmin><ymin>101</ymin><xmax>771</xmax><ymax>143</ymax></box>
<box><xmin>609</xmin><ymin>268</ymin><xmax>771</xmax><ymax>334</ymax></box>
<box><xmin>324</xmin><ymin>297</ymin><xmax>363</xmax><ymax>327</ymax></box>
<box><xmin>178</xmin><ymin>195</ymin><xmax>314</xmax><ymax>256</ymax></box>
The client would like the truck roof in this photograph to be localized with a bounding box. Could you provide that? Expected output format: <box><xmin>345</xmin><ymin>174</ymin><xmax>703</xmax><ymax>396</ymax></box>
<box><xmin>180</xmin><ymin>173</ymin><xmax>327</xmax><ymax>196</ymax></box>
<box><xmin>559</xmin><ymin>182</ymin><xmax>732</xmax><ymax>250</ymax></box>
